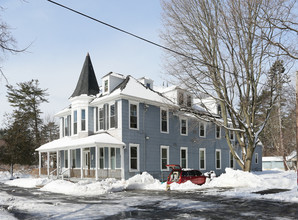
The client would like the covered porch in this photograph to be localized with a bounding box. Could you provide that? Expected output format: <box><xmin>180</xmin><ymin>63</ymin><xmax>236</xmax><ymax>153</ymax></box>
<box><xmin>36</xmin><ymin>133</ymin><xmax>125</xmax><ymax>180</ymax></box>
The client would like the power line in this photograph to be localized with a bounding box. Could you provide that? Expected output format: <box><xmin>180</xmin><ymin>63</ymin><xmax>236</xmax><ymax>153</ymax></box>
<box><xmin>47</xmin><ymin>0</ymin><xmax>278</xmax><ymax>87</ymax></box>
<box><xmin>47</xmin><ymin>0</ymin><xmax>193</xmax><ymax>61</ymax></box>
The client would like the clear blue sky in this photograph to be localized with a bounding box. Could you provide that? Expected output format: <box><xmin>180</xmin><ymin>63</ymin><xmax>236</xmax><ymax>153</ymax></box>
<box><xmin>0</xmin><ymin>0</ymin><xmax>164</xmax><ymax>126</ymax></box>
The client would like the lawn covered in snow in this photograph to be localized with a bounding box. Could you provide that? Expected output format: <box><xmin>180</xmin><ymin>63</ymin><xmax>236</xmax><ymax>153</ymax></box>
<box><xmin>1</xmin><ymin>168</ymin><xmax>297</xmax><ymax>202</ymax></box>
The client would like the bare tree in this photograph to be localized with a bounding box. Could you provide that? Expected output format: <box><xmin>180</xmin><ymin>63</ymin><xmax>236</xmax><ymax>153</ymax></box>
<box><xmin>161</xmin><ymin>0</ymin><xmax>297</xmax><ymax>171</ymax></box>
<box><xmin>0</xmin><ymin>6</ymin><xmax>26</xmax><ymax>82</ymax></box>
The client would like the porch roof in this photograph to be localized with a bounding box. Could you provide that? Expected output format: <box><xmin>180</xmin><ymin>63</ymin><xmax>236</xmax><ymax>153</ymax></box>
<box><xmin>36</xmin><ymin>133</ymin><xmax>125</xmax><ymax>152</ymax></box>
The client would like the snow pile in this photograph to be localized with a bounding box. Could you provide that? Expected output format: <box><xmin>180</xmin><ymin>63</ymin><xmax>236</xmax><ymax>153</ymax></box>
<box><xmin>1</xmin><ymin>169</ymin><xmax>297</xmax><ymax>202</ymax></box>
<box><xmin>5</xmin><ymin>177</ymin><xmax>52</xmax><ymax>188</ymax></box>
<box><xmin>41</xmin><ymin>178</ymin><xmax>126</xmax><ymax>196</ymax></box>
<box><xmin>207</xmin><ymin>168</ymin><xmax>264</xmax><ymax>188</ymax></box>
<box><xmin>125</xmin><ymin>172</ymin><xmax>165</xmax><ymax>190</ymax></box>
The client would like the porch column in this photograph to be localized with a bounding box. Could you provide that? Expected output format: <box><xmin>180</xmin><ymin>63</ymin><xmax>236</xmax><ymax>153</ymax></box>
<box><xmin>47</xmin><ymin>152</ymin><xmax>50</xmax><ymax>176</ymax></box>
<box><xmin>80</xmin><ymin>148</ymin><xmax>83</xmax><ymax>179</ymax></box>
<box><xmin>68</xmin><ymin>149</ymin><xmax>71</xmax><ymax>177</ymax></box>
<box><xmin>56</xmin><ymin>150</ymin><xmax>59</xmax><ymax>177</ymax></box>
<box><xmin>38</xmin><ymin>152</ymin><xmax>41</xmax><ymax>176</ymax></box>
<box><xmin>121</xmin><ymin>146</ymin><xmax>125</xmax><ymax>180</ymax></box>
<box><xmin>95</xmin><ymin>146</ymin><xmax>98</xmax><ymax>181</ymax></box>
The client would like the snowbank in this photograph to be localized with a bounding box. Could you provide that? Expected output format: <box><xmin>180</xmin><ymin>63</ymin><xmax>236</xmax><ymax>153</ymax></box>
<box><xmin>1</xmin><ymin>169</ymin><xmax>297</xmax><ymax>202</ymax></box>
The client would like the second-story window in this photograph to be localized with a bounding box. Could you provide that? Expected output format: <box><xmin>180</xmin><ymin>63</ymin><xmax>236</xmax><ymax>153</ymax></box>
<box><xmin>81</xmin><ymin>109</ymin><xmax>86</xmax><ymax>131</ymax></box>
<box><xmin>199</xmin><ymin>122</ymin><xmax>206</xmax><ymax>137</ymax></box>
<box><xmin>180</xmin><ymin>118</ymin><xmax>188</xmax><ymax>135</ymax></box>
<box><xmin>215</xmin><ymin>125</ymin><xmax>221</xmax><ymax>139</ymax></box>
<box><xmin>99</xmin><ymin>108</ymin><xmax>104</xmax><ymax>130</ymax></box>
<box><xmin>74</xmin><ymin>110</ymin><xmax>78</xmax><ymax>135</ymax></box>
<box><xmin>65</xmin><ymin>115</ymin><xmax>71</xmax><ymax>136</ymax></box>
<box><xmin>130</xmin><ymin>103</ymin><xmax>138</xmax><ymax>129</ymax></box>
<box><xmin>161</xmin><ymin>109</ymin><xmax>168</xmax><ymax>133</ymax></box>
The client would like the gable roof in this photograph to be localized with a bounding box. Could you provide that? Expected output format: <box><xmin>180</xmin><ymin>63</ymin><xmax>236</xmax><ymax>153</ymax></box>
<box><xmin>70</xmin><ymin>53</ymin><xmax>99</xmax><ymax>98</ymax></box>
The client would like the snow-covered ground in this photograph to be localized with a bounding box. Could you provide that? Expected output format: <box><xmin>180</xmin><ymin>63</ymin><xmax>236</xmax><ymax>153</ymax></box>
<box><xmin>0</xmin><ymin>168</ymin><xmax>297</xmax><ymax>219</ymax></box>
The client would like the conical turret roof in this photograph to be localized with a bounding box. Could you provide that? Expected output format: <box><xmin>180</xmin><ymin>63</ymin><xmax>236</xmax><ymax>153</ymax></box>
<box><xmin>70</xmin><ymin>53</ymin><xmax>99</xmax><ymax>98</ymax></box>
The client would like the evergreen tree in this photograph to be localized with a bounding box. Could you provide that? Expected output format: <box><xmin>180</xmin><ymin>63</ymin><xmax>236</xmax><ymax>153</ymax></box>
<box><xmin>0</xmin><ymin>79</ymin><xmax>48</xmax><ymax>177</ymax></box>
<box><xmin>6</xmin><ymin>79</ymin><xmax>49</xmax><ymax>148</ymax></box>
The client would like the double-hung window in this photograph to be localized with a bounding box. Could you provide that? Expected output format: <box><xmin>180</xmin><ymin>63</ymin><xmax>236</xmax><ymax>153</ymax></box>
<box><xmin>129</xmin><ymin>144</ymin><xmax>139</xmax><ymax>171</ymax></box>
<box><xmin>73</xmin><ymin>110</ymin><xmax>78</xmax><ymax>135</ymax></box>
<box><xmin>130</xmin><ymin>103</ymin><xmax>138</xmax><ymax>129</ymax></box>
<box><xmin>180</xmin><ymin>147</ymin><xmax>187</xmax><ymax>169</ymax></box>
<box><xmin>216</xmin><ymin>149</ymin><xmax>221</xmax><ymax>169</ymax></box>
<box><xmin>215</xmin><ymin>125</ymin><xmax>221</xmax><ymax>139</ymax></box>
<box><xmin>99</xmin><ymin>108</ymin><xmax>104</xmax><ymax>130</ymax></box>
<box><xmin>161</xmin><ymin>146</ymin><xmax>169</xmax><ymax>170</ymax></box>
<box><xmin>81</xmin><ymin>109</ymin><xmax>86</xmax><ymax>131</ymax></box>
<box><xmin>187</xmin><ymin>95</ymin><xmax>192</xmax><ymax>107</ymax></box>
<box><xmin>199</xmin><ymin>122</ymin><xmax>206</xmax><ymax>137</ymax></box>
<box><xmin>161</xmin><ymin>109</ymin><xmax>168</xmax><ymax>133</ymax></box>
<box><xmin>180</xmin><ymin>118</ymin><xmax>188</xmax><ymax>135</ymax></box>
<box><xmin>199</xmin><ymin>148</ymin><xmax>206</xmax><ymax>170</ymax></box>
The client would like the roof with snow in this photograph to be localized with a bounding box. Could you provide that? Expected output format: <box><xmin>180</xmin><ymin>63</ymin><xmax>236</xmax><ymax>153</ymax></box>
<box><xmin>36</xmin><ymin>133</ymin><xmax>125</xmax><ymax>152</ymax></box>
<box><xmin>70</xmin><ymin>53</ymin><xmax>99</xmax><ymax>98</ymax></box>
<box><xmin>92</xmin><ymin>75</ymin><xmax>174</xmax><ymax>105</ymax></box>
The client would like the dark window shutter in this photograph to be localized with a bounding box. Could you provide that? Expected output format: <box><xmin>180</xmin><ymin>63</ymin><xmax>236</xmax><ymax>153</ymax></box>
<box><xmin>115</xmin><ymin>101</ymin><xmax>118</xmax><ymax>128</ymax></box>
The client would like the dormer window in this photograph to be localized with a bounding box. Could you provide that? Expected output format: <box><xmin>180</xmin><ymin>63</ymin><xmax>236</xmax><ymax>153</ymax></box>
<box><xmin>187</xmin><ymin>95</ymin><xmax>192</xmax><ymax>107</ymax></box>
<box><xmin>146</xmin><ymin>83</ymin><xmax>151</xmax><ymax>88</ymax></box>
<box><xmin>178</xmin><ymin>92</ymin><xmax>184</xmax><ymax>105</ymax></box>
<box><xmin>104</xmin><ymin>80</ymin><xmax>108</xmax><ymax>93</ymax></box>
<box><xmin>217</xmin><ymin>104</ymin><xmax>222</xmax><ymax>116</ymax></box>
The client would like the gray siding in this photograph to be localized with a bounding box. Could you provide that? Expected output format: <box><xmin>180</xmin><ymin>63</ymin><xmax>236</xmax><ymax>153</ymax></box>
<box><xmin>121</xmin><ymin>99</ymin><xmax>262</xmax><ymax>180</ymax></box>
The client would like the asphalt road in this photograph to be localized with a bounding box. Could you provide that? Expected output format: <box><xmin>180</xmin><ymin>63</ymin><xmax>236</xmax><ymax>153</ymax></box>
<box><xmin>0</xmin><ymin>183</ymin><xmax>297</xmax><ymax>219</ymax></box>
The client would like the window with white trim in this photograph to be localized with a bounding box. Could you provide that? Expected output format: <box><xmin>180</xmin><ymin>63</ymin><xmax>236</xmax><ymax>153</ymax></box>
<box><xmin>199</xmin><ymin>122</ymin><xmax>206</xmax><ymax>137</ymax></box>
<box><xmin>161</xmin><ymin>146</ymin><xmax>169</xmax><ymax>170</ymax></box>
<box><xmin>99</xmin><ymin>107</ymin><xmax>104</xmax><ymax>130</ymax></box>
<box><xmin>199</xmin><ymin>148</ymin><xmax>206</xmax><ymax>170</ymax></box>
<box><xmin>215</xmin><ymin>125</ymin><xmax>221</xmax><ymax>139</ymax></box>
<box><xmin>161</xmin><ymin>109</ymin><xmax>169</xmax><ymax>133</ymax></box>
<box><xmin>216</xmin><ymin>149</ymin><xmax>221</xmax><ymax>169</ymax></box>
<box><xmin>129</xmin><ymin>144</ymin><xmax>139</xmax><ymax>171</ymax></box>
<box><xmin>180</xmin><ymin>147</ymin><xmax>188</xmax><ymax>169</ymax></box>
<box><xmin>104</xmin><ymin>80</ymin><xmax>108</xmax><ymax>93</ymax></box>
<box><xmin>178</xmin><ymin>92</ymin><xmax>184</xmax><ymax>105</ymax></box>
<box><xmin>73</xmin><ymin>110</ymin><xmax>78</xmax><ymax>135</ymax></box>
<box><xmin>187</xmin><ymin>95</ymin><xmax>192</xmax><ymax>107</ymax></box>
<box><xmin>81</xmin><ymin>109</ymin><xmax>86</xmax><ymax>131</ymax></box>
<box><xmin>180</xmin><ymin>118</ymin><xmax>188</xmax><ymax>135</ymax></box>
<box><xmin>129</xmin><ymin>102</ymin><xmax>138</xmax><ymax>129</ymax></box>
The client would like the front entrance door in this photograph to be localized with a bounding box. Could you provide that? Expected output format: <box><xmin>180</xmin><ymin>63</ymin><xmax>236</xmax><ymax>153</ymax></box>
<box><xmin>83</xmin><ymin>150</ymin><xmax>90</xmax><ymax>176</ymax></box>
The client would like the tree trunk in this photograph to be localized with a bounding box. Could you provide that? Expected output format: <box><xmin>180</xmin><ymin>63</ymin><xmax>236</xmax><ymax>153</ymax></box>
<box><xmin>10</xmin><ymin>163</ymin><xmax>14</xmax><ymax>180</ymax></box>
